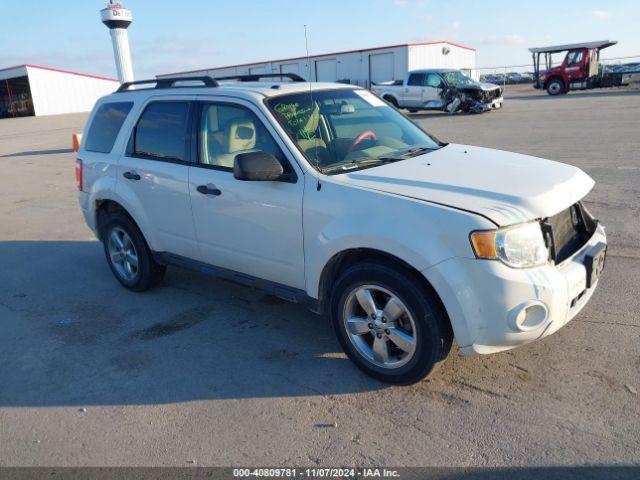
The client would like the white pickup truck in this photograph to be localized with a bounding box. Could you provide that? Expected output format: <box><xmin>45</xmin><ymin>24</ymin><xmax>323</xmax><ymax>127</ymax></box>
<box><xmin>372</xmin><ymin>69</ymin><xmax>504</xmax><ymax>113</ymax></box>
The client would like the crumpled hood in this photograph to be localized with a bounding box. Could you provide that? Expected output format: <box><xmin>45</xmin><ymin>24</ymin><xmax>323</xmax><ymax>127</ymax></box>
<box><xmin>456</xmin><ymin>81</ymin><xmax>501</xmax><ymax>92</ymax></box>
<box><xmin>336</xmin><ymin>144</ymin><xmax>594</xmax><ymax>226</ymax></box>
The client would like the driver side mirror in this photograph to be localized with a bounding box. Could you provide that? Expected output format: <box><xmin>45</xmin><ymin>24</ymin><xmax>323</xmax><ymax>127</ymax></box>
<box><xmin>234</xmin><ymin>151</ymin><xmax>286</xmax><ymax>182</ymax></box>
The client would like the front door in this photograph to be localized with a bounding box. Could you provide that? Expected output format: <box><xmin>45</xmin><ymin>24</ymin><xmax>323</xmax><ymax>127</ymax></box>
<box><xmin>423</xmin><ymin>73</ymin><xmax>445</xmax><ymax>107</ymax></box>
<box><xmin>116</xmin><ymin>97</ymin><xmax>199</xmax><ymax>259</ymax></box>
<box><xmin>188</xmin><ymin>98</ymin><xmax>305</xmax><ymax>289</ymax></box>
<box><xmin>565</xmin><ymin>49</ymin><xmax>586</xmax><ymax>83</ymax></box>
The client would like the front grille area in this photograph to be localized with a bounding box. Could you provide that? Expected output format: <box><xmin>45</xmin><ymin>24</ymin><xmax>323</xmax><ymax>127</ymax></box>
<box><xmin>479</xmin><ymin>88</ymin><xmax>502</xmax><ymax>103</ymax></box>
<box><xmin>542</xmin><ymin>203</ymin><xmax>596</xmax><ymax>264</ymax></box>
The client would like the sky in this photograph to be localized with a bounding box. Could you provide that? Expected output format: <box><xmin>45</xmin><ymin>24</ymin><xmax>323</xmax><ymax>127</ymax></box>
<box><xmin>1</xmin><ymin>0</ymin><xmax>639</xmax><ymax>79</ymax></box>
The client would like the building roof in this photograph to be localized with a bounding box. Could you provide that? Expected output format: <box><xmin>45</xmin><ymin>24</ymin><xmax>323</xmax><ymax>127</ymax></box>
<box><xmin>529</xmin><ymin>40</ymin><xmax>617</xmax><ymax>54</ymax></box>
<box><xmin>159</xmin><ymin>40</ymin><xmax>475</xmax><ymax>77</ymax></box>
<box><xmin>0</xmin><ymin>64</ymin><xmax>118</xmax><ymax>82</ymax></box>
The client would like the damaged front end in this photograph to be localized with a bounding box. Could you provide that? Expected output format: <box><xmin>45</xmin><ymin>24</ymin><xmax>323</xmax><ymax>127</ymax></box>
<box><xmin>443</xmin><ymin>85</ymin><xmax>504</xmax><ymax>114</ymax></box>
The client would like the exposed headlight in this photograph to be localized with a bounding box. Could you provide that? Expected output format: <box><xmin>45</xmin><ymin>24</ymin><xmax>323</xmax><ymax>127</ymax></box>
<box><xmin>470</xmin><ymin>221</ymin><xmax>549</xmax><ymax>268</ymax></box>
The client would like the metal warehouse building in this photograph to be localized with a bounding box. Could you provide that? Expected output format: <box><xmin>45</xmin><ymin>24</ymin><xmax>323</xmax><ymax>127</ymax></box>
<box><xmin>158</xmin><ymin>40</ymin><xmax>476</xmax><ymax>88</ymax></box>
<box><xmin>0</xmin><ymin>64</ymin><xmax>119</xmax><ymax>119</ymax></box>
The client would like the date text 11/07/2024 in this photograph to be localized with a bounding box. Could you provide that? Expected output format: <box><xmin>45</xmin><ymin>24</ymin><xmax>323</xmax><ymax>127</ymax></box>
<box><xmin>232</xmin><ymin>468</ymin><xmax>401</xmax><ymax>478</ymax></box>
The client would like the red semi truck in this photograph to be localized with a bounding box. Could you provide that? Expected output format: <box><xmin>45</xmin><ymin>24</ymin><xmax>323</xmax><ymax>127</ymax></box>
<box><xmin>531</xmin><ymin>40</ymin><xmax>635</xmax><ymax>95</ymax></box>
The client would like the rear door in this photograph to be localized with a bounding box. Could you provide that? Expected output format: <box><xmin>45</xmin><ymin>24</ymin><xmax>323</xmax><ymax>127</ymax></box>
<box><xmin>188</xmin><ymin>97</ymin><xmax>305</xmax><ymax>289</ymax></box>
<box><xmin>404</xmin><ymin>73</ymin><xmax>426</xmax><ymax>107</ymax></box>
<box><xmin>116</xmin><ymin>96</ymin><xmax>199</xmax><ymax>259</ymax></box>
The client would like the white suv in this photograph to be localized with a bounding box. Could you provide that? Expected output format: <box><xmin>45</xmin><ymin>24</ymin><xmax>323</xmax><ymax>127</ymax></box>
<box><xmin>77</xmin><ymin>74</ymin><xmax>606</xmax><ymax>384</ymax></box>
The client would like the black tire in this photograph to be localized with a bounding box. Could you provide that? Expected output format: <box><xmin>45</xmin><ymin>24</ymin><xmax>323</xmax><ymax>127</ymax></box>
<box><xmin>384</xmin><ymin>96</ymin><xmax>399</xmax><ymax>108</ymax></box>
<box><xmin>330</xmin><ymin>261</ymin><xmax>452</xmax><ymax>385</ymax></box>
<box><xmin>408</xmin><ymin>109</ymin><xmax>419</xmax><ymax>113</ymax></box>
<box><xmin>101</xmin><ymin>212</ymin><xmax>166</xmax><ymax>292</ymax></box>
<box><xmin>546</xmin><ymin>78</ymin><xmax>564</xmax><ymax>96</ymax></box>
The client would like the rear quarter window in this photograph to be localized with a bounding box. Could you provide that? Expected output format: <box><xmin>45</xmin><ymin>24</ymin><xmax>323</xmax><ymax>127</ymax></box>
<box><xmin>84</xmin><ymin>102</ymin><xmax>133</xmax><ymax>153</ymax></box>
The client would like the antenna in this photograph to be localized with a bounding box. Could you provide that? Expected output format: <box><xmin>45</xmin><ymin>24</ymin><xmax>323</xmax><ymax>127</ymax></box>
<box><xmin>304</xmin><ymin>25</ymin><xmax>322</xmax><ymax>191</ymax></box>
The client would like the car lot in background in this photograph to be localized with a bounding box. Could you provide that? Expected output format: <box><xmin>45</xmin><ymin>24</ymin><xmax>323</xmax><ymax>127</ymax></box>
<box><xmin>480</xmin><ymin>72</ymin><xmax>535</xmax><ymax>84</ymax></box>
<box><xmin>0</xmin><ymin>85</ymin><xmax>638</xmax><ymax>467</ymax></box>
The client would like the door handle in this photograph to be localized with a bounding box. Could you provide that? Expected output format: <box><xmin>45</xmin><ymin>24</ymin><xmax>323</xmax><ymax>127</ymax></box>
<box><xmin>197</xmin><ymin>184</ymin><xmax>221</xmax><ymax>196</ymax></box>
<box><xmin>123</xmin><ymin>171</ymin><xmax>140</xmax><ymax>181</ymax></box>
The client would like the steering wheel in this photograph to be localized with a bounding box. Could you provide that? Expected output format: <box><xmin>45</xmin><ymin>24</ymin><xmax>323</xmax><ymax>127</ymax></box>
<box><xmin>347</xmin><ymin>130</ymin><xmax>378</xmax><ymax>155</ymax></box>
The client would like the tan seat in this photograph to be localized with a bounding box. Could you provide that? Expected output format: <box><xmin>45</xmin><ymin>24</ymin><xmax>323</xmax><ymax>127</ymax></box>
<box><xmin>296</xmin><ymin>107</ymin><xmax>329</xmax><ymax>166</ymax></box>
<box><xmin>212</xmin><ymin>118</ymin><xmax>257</xmax><ymax>168</ymax></box>
<box><xmin>203</xmin><ymin>106</ymin><xmax>224</xmax><ymax>164</ymax></box>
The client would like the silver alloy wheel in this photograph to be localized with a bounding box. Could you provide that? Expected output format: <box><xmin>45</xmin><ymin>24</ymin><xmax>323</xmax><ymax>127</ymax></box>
<box><xmin>343</xmin><ymin>285</ymin><xmax>417</xmax><ymax>369</ymax></box>
<box><xmin>107</xmin><ymin>227</ymin><xmax>139</xmax><ymax>281</ymax></box>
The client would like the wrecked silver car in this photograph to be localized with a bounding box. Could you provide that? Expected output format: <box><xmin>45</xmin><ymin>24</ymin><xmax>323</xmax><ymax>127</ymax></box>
<box><xmin>372</xmin><ymin>69</ymin><xmax>504</xmax><ymax>114</ymax></box>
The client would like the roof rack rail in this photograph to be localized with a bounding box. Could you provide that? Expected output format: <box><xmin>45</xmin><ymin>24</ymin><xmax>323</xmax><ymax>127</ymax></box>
<box><xmin>116</xmin><ymin>76</ymin><xmax>219</xmax><ymax>93</ymax></box>
<box><xmin>215</xmin><ymin>73</ymin><xmax>306</xmax><ymax>83</ymax></box>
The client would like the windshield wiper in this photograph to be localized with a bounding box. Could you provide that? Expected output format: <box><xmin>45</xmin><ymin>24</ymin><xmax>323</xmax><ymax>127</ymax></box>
<box><xmin>320</xmin><ymin>147</ymin><xmax>439</xmax><ymax>174</ymax></box>
<box><xmin>378</xmin><ymin>146</ymin><xmax>437</xmax><ymax>161</ymax></box>
<box><xmin>320</xmin><ymin>157</ymin><xmax>401</xmax><ymax>174</ymax></box>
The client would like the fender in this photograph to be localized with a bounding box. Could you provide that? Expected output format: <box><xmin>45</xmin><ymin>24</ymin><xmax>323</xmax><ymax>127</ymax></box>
<box><xmin>303</xmin><ymin>177</ymin><xmax>494</xmax><ymax>299</ymax></box>
<box><xmin>89</xmin><ymin>180</ymin><xmax>160</xmax><ymax>252</ymax></box>
<box><xmin>544</xmin><ymin>75</ymin><xmax>565</xmax><ymax>90</ymax></box>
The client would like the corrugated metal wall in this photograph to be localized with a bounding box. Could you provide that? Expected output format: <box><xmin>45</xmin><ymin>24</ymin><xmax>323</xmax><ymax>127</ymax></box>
<box><xmin>158</xmin><ymin>43</ymin><xmax>476</xmax><ymax>88</ymax></box>
<box><xmin>408</xmin><ymin>44</ymin><xmax>476</xmax><ymax>77</ymax></box>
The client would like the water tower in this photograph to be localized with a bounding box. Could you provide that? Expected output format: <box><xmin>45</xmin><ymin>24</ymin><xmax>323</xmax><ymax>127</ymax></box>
<box><xmin>100</xmin><ymin>1</ymin><xmax>134</xmax><ymax>83</ymax></box>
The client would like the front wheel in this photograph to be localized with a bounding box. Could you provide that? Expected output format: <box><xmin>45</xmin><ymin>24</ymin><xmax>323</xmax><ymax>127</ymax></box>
<box><xmin>546</xmin><ymin>79</ymin><xmax>564</xmax><ymax>96</ymax></box>
<box><xmin>384</xmin><ymin>96</ymin><xmax>399</xmax><ymax>108</ymax></box>
<box><xmin>330</xmin><ymin>262</ymin><xmax>452</xmax><ymax>384</ymax></box>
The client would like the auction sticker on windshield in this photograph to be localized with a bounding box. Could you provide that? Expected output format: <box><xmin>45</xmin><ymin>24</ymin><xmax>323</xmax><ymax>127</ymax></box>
<box><xmin>355</xmin><ymin>90</ymin><xmax>386</xmax><ymax>107</ymax></box>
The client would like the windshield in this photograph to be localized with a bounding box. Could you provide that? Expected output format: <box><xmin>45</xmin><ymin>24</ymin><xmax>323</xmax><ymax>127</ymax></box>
<box><xmin>267</xmin><ymin>89</ymin><xmax>441</xmax><ymax>174</ymax></box>
<box><xmin>441</xmin><ymin>71</ymin><xmax>474</xmax><ymax>86</ymax></box>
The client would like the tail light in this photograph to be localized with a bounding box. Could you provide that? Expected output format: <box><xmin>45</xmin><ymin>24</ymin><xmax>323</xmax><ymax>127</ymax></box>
<box><xmin>75</xmin><ymin>159</ymin><xmax>83</xmax><ymax>191</ymax></box>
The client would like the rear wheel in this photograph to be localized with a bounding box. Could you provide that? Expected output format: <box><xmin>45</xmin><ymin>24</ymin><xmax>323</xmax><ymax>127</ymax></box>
<box><xmin>546</xmin><ymin>79</ymin><xmax>564</xmax><ymax>96</ymax></box>
<box><xmin>330</xmin><ymin>261</ymin><xmax>452</xmax><ymax>384</ymax></box>
<box><xmin>102</xmin><ymin>213</ymin><xmax>166</xmax><ymax>292</ymax></box>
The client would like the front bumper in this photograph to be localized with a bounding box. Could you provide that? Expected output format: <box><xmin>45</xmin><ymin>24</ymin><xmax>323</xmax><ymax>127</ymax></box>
<box><xmin>423</xmin><ymin>224</ymin><xmax>606</xmax><ymax>355</ymax></box>
<box><xmin>479</xmin><ymin>96</ymin><xmax>503</xmax><ymax>111</ymax></box>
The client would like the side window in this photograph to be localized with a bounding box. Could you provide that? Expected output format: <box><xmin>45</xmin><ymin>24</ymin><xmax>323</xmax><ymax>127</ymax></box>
<box><xmin>426</xmin><ymin>74</ymin><xmax>443</xmax><ymax>88</ymax></box>
<box><xmin>133</xmin><ymin>102</ymin><xmax>190</xmax><ymax>161</ymax></box>
<box><xmin>568</xmin><ymin>51</ymin><xmax>584</xmax><ymax>65</ymax></box>
<box><xmin>85</xmin><ymin>102</ymin><xmax>133</xmax><ymax>153</ymax></box>
<box><xmin>407</xmin><ymin>73</ymin><xmax>426</xmax><ymax>86</ymax></box>
<box><xmin>199</xmin><ymin>103</ymin><xmax>285</xmax><ymax>170</ymax></box>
